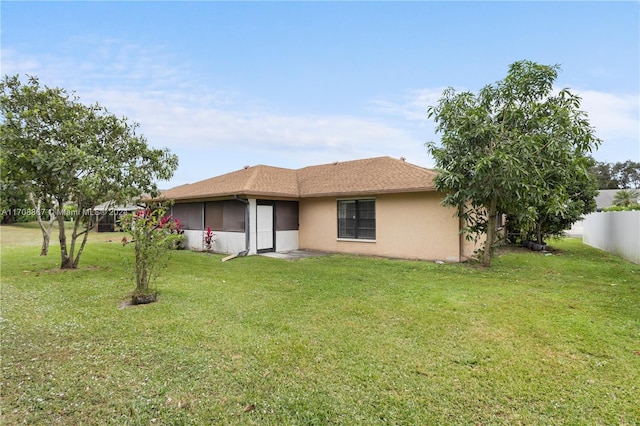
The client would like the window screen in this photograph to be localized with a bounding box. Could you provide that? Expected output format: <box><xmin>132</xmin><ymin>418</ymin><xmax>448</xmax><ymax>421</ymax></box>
<box><xmin>204</xmin><ymin>200</ymin><xmax>245</xmax><ymax>232</ymax></box>
<box><xmin>337</xmin><ymin>199</ymin><xmax>375</xmax><ymax>240</ymax></box>
<box><xmin>172</xmin><ymin>203</ymin><xmax>203</xmax><ymax>230</ymax></box>
<box><xmin>204</xmin><ymin>202</ymin><xmax>223</xmax><ymax>230</ymax></box>
<box><xmin>275</xmin><ymin>201</ymin><xmax>299</xmax><ymax>231</ymax></box>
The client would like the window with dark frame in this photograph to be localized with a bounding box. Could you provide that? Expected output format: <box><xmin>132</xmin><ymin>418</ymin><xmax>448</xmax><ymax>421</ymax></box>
<box><xmin>337</xmin><ymin>199</ymin><xmax>375</xmax><ymax>240</ymax></box>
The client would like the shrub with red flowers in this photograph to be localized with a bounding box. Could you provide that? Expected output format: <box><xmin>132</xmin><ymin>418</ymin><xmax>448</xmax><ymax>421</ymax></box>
<box><xmin>120</xmin><ymin>205</ymin><xmax>185</xmax><ymax>304</ymax></box>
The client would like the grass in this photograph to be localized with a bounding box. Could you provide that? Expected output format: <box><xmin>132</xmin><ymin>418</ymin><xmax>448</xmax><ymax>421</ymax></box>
<box><xmin>1</xmin><ymin>223</ymin><xmax>639</xmax><ymax>425</ymax></box>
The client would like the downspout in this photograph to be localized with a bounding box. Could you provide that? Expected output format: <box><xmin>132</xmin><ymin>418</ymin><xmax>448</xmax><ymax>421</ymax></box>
<box><xmin>459</xmin><ymin>209</ymin><xmax>464</xmax><ymax>263</ymax></box>
<box><xmin>235</xmin><ymin>195</ymin><xmax>250</xmax><ymax>257</ymax></box>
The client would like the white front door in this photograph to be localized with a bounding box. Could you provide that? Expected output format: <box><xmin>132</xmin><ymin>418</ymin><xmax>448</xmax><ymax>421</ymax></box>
<box><xmin>256</xmin><ymin>204</ymin><xmax>274</xmax><ymax>252</ymax></box>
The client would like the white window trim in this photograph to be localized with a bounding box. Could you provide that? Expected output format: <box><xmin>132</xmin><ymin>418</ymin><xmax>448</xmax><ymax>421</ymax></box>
<box><xmin>337</xmin><ymin>238</ymin><xmax>377</xmax><ymax>243</ymax></box>
<box><xmin>337</xmin><ymin>198</ymin><xmax>376</xmax><ymax>241</ymax></box>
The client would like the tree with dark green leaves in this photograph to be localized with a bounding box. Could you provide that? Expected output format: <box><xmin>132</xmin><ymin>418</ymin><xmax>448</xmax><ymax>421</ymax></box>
<box><xmin>589</xmin><ymin>160</ymin><xmax>619</xmax><ymax>189</ymax></box>
<box><xmin>611</xmin><ymin>161</ymin><xmax>640</xmax><ymax>189</ymax></box>
<box><xmin>0</xmin><ymin>75</ymin><xmax>178</xmax><ymax>268</ymax></box>
<box><xmin>507</xmin><ymin>155</ymin><xmax>598</xmax><ymax>244</ymax></box>
<box><xmin>0</xmin><ymin>177</ymin><xmax>29</xmax><ymax>224</ymax></box>
<box><xmin>427</xmin><ymin>60</ymin><xmax>600</xmax><ymax>266</ymax></box>
<box><xmin>590</xmin><ymin>160</ymin><xmax>640</xmax><ymax>189</ymax></box>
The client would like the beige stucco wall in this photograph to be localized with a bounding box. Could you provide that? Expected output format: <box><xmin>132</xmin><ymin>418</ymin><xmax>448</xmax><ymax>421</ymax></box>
<box><xmin>299</xmin><ymin>192</ymin><xmax>466</xmax><ymax>261</ymax></box>
<box><xmin>460</xmin><ymin>224</ymin><xmax>484</xmax><ymax>261</ymax></box>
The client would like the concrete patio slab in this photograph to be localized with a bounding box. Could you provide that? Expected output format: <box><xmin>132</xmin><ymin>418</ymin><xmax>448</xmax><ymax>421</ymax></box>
<box><xmin>259</xmin><ymin>250</ymin><xmax>329</xmax><ymax>260</ymax></box>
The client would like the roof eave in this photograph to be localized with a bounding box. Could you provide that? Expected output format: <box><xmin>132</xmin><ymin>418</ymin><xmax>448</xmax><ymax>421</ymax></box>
<box><xmin>157</xmin><ymin>190</ymin><xmax>301</xmax><ymax>203</ymax></box>
<box><xmin>301</xmin><ymin>187</ymin><xmax>437</xmax><ymax>198</ymax></box>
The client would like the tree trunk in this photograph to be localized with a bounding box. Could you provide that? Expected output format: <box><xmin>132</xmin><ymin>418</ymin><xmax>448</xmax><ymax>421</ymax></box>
<box><xmin>58</xmin><ymin>203</ymin><xmax>94</xmax><ymax>269</ymax></box>
<box><xmin>29</xmin><ymin>193</ymin><xmax>56</xmax><ymax>256</ymax></box>
<box><xmin>135</xmin><ymin>242</ymin><xmax>149</xmax><ymax>293</ymax></box>
<box><xmin>482</xmin><ymin>197</ymin><xmax>498</xmax><ymax>267</ymax></box>
<box><xmin>57</xmin><ymin>199</ymin><xmax>74</xmax><ymax>269</ymax></box>
<box><xmin>40</xmin><ymin>234</ymin><xmax>50</xmax><ymax>257</ymax></box>
<box><xmin>536</xmin><ymin>223</ymin><xmax>543</xmax><ymax>245</ymax></box>
<box><xmin>38</xmin><ymin>214</ymin><xmax>56</xmax><ymax>257</ymax></box>
<box><xmin>72</xmin><ymin>221</ymin><xmax>92</xmax><ymax>269</ymax></box>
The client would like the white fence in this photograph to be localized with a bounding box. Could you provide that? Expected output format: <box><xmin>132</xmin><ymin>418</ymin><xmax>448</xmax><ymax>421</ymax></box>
<box><xmin>582</xmin><ymin>211</ymin><xmax>640</xmax><ymax>264</ymax></box>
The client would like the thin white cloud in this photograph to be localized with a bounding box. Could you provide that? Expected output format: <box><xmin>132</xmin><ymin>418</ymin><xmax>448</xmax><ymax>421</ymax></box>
<box><xmin>84</xmin><ymin>88</ymin><xmax>421</xmax><ymax>154</ymax></box>
<box><xmin>2</xmin><ymin>41</ymin><xmax>192</xmax><ymax>96</ymax></box>
<box><xmin>370</xmin><ymin>88</ymin><xmax>449</xmax><ymax>122</ymax></box>
<box><xmin>372</xmin><ymin>85</ymin><xmax>640</xmax><ymax>163</ymax></box>
<box><xmin>574</xmin><ymin>89</ymin><xmax>639</xmax><ymax>148</ymax></box>
<box><xmin>2</xmin><ymin>43</ymin><xmax>430</xmax><ymax>187</ymax></box>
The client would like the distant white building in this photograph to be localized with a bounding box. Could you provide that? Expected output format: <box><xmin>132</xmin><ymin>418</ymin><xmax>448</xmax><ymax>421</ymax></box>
<box><xmin>595</xmin><ymin>189</ymin><xmax>640</xmax><ymax>211</ymax></box>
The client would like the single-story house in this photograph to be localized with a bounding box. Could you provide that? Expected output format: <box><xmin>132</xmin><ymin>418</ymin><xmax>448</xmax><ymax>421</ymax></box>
<box><xmin>159</xmin><ymin>156</ymin><xmax>481</xmax><ymax>262</ymax></box>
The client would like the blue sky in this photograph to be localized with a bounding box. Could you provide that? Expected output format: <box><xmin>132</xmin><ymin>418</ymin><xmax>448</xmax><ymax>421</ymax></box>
<box><xmin>2</xmin><ymin>1</ymin><xmax>639</xmax><ymax>188</ymax></box>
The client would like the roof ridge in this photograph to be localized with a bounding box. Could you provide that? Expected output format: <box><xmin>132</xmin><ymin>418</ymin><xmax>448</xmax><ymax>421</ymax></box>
<box><xmin>160</xmin><ymin>156</ymin><xmax>437</xmax><ymax>201</ymax></box>
<box><xmin>296</xmin><ymin>155</ymin><xmax>392</xmax><ymax>171</ymax></box>
<box><xmin>243</xmin><ymin>166</ymin><xmax>261</xmax><ymax>190</ymax></box>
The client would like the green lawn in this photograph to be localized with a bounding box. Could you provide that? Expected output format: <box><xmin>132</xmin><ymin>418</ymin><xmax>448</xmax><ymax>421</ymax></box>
<box><xmin>1</xmin><ymin>223</ymin><xmax>639</xmax><ymax>425</ymax></box>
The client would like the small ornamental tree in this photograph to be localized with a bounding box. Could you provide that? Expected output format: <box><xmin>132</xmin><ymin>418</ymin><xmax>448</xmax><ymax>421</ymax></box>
<box><xmin>120</xmin><ymin>206</ymin><xmax>184</xmax><ymax>304</ymax></box>
<box><xmin>1</xmin><ymin>74</ymin><xmax>178</xmax><ymax>269</ymax></box>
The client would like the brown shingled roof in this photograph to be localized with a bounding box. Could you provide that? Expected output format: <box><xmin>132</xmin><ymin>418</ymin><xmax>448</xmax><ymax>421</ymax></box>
<box><xmin>160</xmin><ymin>156</ymin><xmax>437</xmax><ymax>201</ymax></box>
<box><xmin>298</xmin><ymin>156</ymin><xmax>436</xmax><ymax>197</ymax></box>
